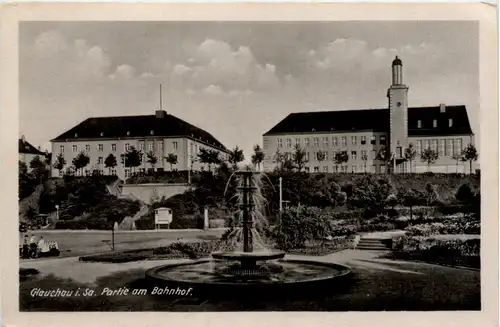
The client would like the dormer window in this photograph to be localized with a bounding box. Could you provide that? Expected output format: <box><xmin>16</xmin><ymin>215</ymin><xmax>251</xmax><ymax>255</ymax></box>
<box><xmin>100</xmin><ymin>132</ymin><xmax>104</xmax><ymax>137</ymax></box>
<box><xmin>127</xmin><ymin>131</ymin><xmax>130</xmax><ymax>136</ymax></box>
<box><xmin>449</xmin><ymin>119</ymin><xmax>453</xmax><ymax>127</ymax></box>
<box><xmin>433</xmin><ymin>119</ymin><xmax>437</xmax><ymax>128</ymax></box>
<box><xmin>312</xmin><ymin>128</ymin><xmax>316</xmax><ymax>132</ymax></box>
<box><xmin>150</xmin><ymin>130</ymin><xmax>154</xmax><ymax>135</ymax></box>
<box><xmin>74</xmin><ymin>133</ymin><xmax>78</xmax><ymax>138</ymax></box>
<box><xmin>417</xmin><ymin>120</ymin><xmax>422</xmax><ymax>128</ymax></box>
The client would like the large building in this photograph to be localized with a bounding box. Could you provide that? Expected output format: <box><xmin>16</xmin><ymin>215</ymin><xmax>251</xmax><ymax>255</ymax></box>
<box><xmin>263</xmin><ymin>56</ymin><xmax>475</xmax><ymax>174</ymax></box>
<box><xmin>50</xmin><ymin>109</ymin><xmax>229</xmax><ymax>179</ymax></box>
<box><xmin>19</xmin><ymin>135</ymin><xmax>48</xmax><ymax>171</ymax></box>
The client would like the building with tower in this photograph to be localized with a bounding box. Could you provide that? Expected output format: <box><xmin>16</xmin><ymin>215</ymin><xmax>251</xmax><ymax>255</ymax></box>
<box><xmin>262</xmin><ymin>56</ymin><xmax>475</xmax><ymax>174</ymax></box>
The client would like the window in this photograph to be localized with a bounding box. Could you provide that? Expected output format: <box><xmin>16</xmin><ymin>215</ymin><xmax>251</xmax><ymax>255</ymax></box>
<box><xmin>380</xmin><ymin>135</ymin><xmax>387</xmax><ymax>145</ymax></box>
<box><xmin>125</xmin><ymin>169</ymin><xmax>131</xmax><ymax>178</ymax></box>
<box><xmin>380</xmin><ymin>165</ymin><xmax>386</xmax><ymax>174</ymax></box>
<box><xmin>286</xmin><ymin>138</ymin><xmax>291</xmax><ymax>148</ymax></box>
<box><xmin>454</xmin><ymin>139</ymin><xmax>463</xmax><ymax>155</ymax></box>
<box><xmin>98</xmin><ymin>144</ymin><xmax>103</xmax><ymax>152</ymax></box>
<box><xmin>351</xmin><ymin>151</ymin><xmax>357</xmax><ymax>160</ymax></box>
<box><xmin>111</xmin><ymin>144</ymin><xmax>117</xmax><ymax>152</ymax></box>
<box><xmin>98</xmin><ymin>157</ymin><xmax>103</xmax><ymax>164</ymax></box>
<box><xmin>295</xmin><ymin>138</ymin><xmax>301</xmax><ymax>146</ymax></box>
<box><xmin>125</xmin><ymin>143</ymin><xmax>130</xmax><ymax>151</ymax></box>
<box><xmin>341</xmin><ymin>165</ymin><xmax>348</xmax><ymax>173</ymax></box>
<box><xmin>111</xmin><ymin>169</ymin><xmax>117</xmax><ymax>176</ymax></box>
<box><xmin>361</xmin><ymin>136</ymin><xmax>366</xmax><ymax>145</ymax></box>
<box><xmin>372</xmin><ymin>164</ymin><xmax>377</xmax><ymax>173</ymax></box>
<box><xmin>439</xmin><ymin>139</ymin><xmax>445</xmax><ymax>156</ymax></box>
<box><xmin>324</xmin><ymin>151</ymin><xmax>329</xmax><ymax>161</ymax></box>
<box><xmin>433</xmin><ymin>120</ymin><xmax>437</xmax><ymax>128</ymax></box>
<box><xmin>372</xmin><ymin>150</ymin><xmax>377</xmax><ymax>159</ymax></box>
<box><xmin>323</xmin><ymin>137</ymin><xmax>329</xmax><ymax>146</ymax></box>
<box><xmin>332</xmin><ymin>137</ymin><xmax>338</xmax><ymax>147</ymax></box>
<box><xmin>313</xmin><ymin>137</ymin><xmax>319</xmax><ymax>147</ymax></box>
<box><xmin>305</xmin><ymin>138</ymin><xmax>310</xmax><ymax>147</ymax></box>
<box><xmin>449</xmin><ymin>119</ymin><xmax>453</xmax><ymax>127</ymax></box>
<box><xmin>431</xmin><ymin>140</ymin><xmax>438</xmax><ymax>152</ymax></box>
<box><xmin>361</xmin><ymin>150</ymin><xmax>367</xmax><ymax>158</ymax></box>
<box><xmin>416</xmin><ymin>140</ymin><xmax>422</xmax><ymax>154</ymax></box>
<box><xmin>60</xmin><ymin>145</ymin><xmax>64</xmax><ymax>153</ymax></box>
<box><xmin>323</xmin><ymin>166</ymin><xmax>328</xmax><ymax>173</ymax></box>
<box><xmin>139</xmin><ymin>140</ymin><xmax>145</xmax><ymax>150</ymax></box>
<box><xmin>351</xmin><ymin>136</ymin><xmax>357</xmax><ymax>146</ymax></box>
<box><xmin>85</xmin><ymin>144</ymin><xmax>90</xmax><ymax>152</ymax></box>
<box><xmin>72</xmin><ymin>145</ymin><xmax>78</xmax><ymax>152</ymax></box>
<box><xmin>447</xmin><ymin>139</ymin><xmax>454</xmax><ymax>156</ymax></box>
<box><xmin>158</xmin><ymin>140</ymin><xmax>163</xmax><ymax>150</ymax></box>
<box><xmin>173</xmin><ymin>142</ymin><xmax>178</xmax><ymax>150</ymax></box>
<box><xmin>149</xmin><ymin>142</ymin><xmax>154</xmax><ymax>151</ymax></box>
<box><xmin>424</xmin><ymin>140</ymin><xmax>430</xmax><ymax>150</ymax></box>
<box><xmin>370</xmin><ymin>136</ymin><xmax>376</xmax><ymax>145</ymax></box>
<box><xmin>277</xmin><ymin>139</ymin><xmax>283</xmax><ymax>148</ymax></box>
<box><xmin>314</xmin><ymin>166</ymin><xmax>319</xmax><ymax>173</ymax></box>
<box><xmin>341</xmin><ymin>137</ymin><xmax>347</xmax><ymax>147</ymax></box>
<box><xmin>417</xmin><ymin>120</ymin><xmax>422</xmax><ymax>128</ymax></box>
<box><xmin>352</xmin><ymin>165</ymin><xmax>356</xmax><ymax>173</ymax></box>
<box><xmin>304</xmin><ymin>167</ymin><xmax>310</xmax><ymax>173</ymax></box>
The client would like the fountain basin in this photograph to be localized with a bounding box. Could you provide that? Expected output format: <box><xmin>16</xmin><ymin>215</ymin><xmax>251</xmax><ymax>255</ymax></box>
<box><xmin>145</xmin><ymin>258</ymin><xmax>353</xmax><ymax>299</ymax></box>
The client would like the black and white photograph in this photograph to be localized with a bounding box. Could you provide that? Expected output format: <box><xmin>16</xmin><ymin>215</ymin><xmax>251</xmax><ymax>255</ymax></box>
<box><xmin>1</xmin><ymin>3</ymin><xmax>496</xmax><ymax>320</ymax></box>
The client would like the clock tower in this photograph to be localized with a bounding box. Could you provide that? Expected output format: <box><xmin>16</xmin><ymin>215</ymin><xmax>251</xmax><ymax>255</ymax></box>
<box><xmin>387</xmin><ymin>56</ymin><xmax>409</xmax><ymax>163</ymax></box>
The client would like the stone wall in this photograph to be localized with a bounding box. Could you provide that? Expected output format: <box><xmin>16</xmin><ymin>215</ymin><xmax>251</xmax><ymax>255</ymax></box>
<box><xmin>121</xmin><ymin>183</ymin><xmax>191</xmax><ymax>204</ymax></box>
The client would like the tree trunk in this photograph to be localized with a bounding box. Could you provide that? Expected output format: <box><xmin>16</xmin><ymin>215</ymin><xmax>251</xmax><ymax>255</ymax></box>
<box><xmin>470</xmin><ymin>160</ymin><xmax>473</xmax><ymax>175</ymax></box>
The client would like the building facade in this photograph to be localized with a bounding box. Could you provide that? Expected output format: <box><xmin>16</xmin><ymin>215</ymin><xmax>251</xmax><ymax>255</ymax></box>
<box><xmin>50</xmin><ymin>110</ymin><xmax>229</xmax><ymax>179</ymax></box>
<box><xmin>262</xmin><ymin>57</ymin><xmax>475</xmax><ymax>173</ymax></box>
<box><xmin>19</xmin><ymin>135</ymin><xmax>48</xmax><ymax>171</ymax></box>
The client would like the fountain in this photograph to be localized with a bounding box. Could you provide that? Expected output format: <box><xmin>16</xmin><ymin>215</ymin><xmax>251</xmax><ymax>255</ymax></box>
<box><xmin>145</xmin><ymin>167</ymin><xmax>352</xmax><ymax>299</ymax></box>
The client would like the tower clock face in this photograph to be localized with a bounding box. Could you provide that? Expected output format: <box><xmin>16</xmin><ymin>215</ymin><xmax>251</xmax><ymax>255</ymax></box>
<box><xmin>396</xmin><ymin>102</ymin><xmax>402</xmax><ymax>107</ymax></box>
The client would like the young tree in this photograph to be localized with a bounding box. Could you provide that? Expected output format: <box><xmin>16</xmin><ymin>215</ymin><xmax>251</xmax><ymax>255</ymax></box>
<box><xmin>72</xmin><ymin>151</ymin><xmax>90</xmax><ymax>176</ymax></box>
<box><xmin>460</xmin><ymin>144</ymin><xmax>479</xmax><ymax>174</ymax></box>
<box><xmin>121</xmin><ymin>146</ymin><xmax>142</xmax><ymax>174</ymax></box>
<box><xmin>228</xmin><ymin>146</ymin><xmax>245</xmax><ymax>167</ymax></box>
<box><xmin>146</xmin><ymin>151</ymin><xmax>158</xmax><ymax>170</ymax></box>
<box><xmin>398</xmin><ymin>188</ymin><xmax>425</xmax><ymax>222</ymax></box>
<box><xmin>52</xmin><ymin>153</ymin><xmax>66</xmax><ymax>176</ymax></box>
<box><xmin>292</xmin><ymin>144</ymin><xmax>308</xmax><ymax>172</ymax></box>
<box><xmin>316</xmin><ymin>151</ymin><xmax>326</xmax><ymax>167</ymax></box>
<box><xmin>404</xmin><ymin>143</ymin><xmax>417</xmax><ymax>173</ymax></box>
<box><xmin>165</xmin><ymin>153</ymin><xmax>178</xmax><ymax>171</ymax></box>
<box><xmin>333</xmin><ymin>151</ymin><xmax>349</xmax><ymax>173</ymax></box>
<box><xmin>420</xmin><ymin>148</ymin><xmax>439</xmax><ymax>172</ymax></box>
<box><xmin>376</xmin><ymin>145</ymin><xmax>394</xmax><ymax>174</ymax></box>
<box><xmin>104</xmin><ymin>153</ymin><xmax>117</xmax><ymax>175</ymax></box>
<box><xmin>251</xmin><ymin>144</ymin><xmax>265</xmax><ymax>171</ymax></box>
<box><xmin>207</xmin><ymin>149</ymin><xmax>222</xmax><ymax>171</ymax></box>
<box><xmin>30</xmin><ymin>155</ymin><xmax>47</xmax><ymax>183</ymax></box>
<box><xmin>273</xmin><ymin>148</ymin><xmax>285</xmax><ymax>170</ymax></box>
<box><xmin>424</xmin><ymin>183</ymin><xmax>440</xmax><ymax>206</ymax></box>
<box><xmin>361</xmin><ymin>153</ymin><xmax>368</xmax><ymax>173</ymax></box>
<box><xmin>351</xmin><ymin>175</ymin><xmax>393</xmax><ymax>209</ymax></box>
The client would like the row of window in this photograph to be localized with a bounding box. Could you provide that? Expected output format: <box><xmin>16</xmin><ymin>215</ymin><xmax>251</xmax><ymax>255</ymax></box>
<box><xmin>304</xmin><ymin>165</ymin><xmax>387</xmax><ymax>173</ymax></box>
<box><xmin>414</xmin><ymin>138</ymin><xmax>463</xmax><ymax>157</ymax></box>
<box><xmin>60</xmin><ymin>141</ymin><xmax>178</xmax><ymax>154</ymax></box>
<box><xmin>278</xmin><ymin>150</ymin><xmax>375</xmax><ymax>162</ymax></box>
<box><xmin>277</xmin><ymin>135</ymin><xmax>386</xmax><ymax>148</ymax></box>
<box><xmin>417</xmin><ymin>119</ymin><xmax>453</xmax><ymax>129</ymax></box>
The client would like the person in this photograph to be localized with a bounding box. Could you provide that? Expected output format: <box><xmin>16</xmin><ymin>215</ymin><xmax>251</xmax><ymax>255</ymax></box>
<box><xmin>37</xmin><ymin>236</ymin><xmax>46</xmax><ymax>258</ymax></box>
<box><xmin>22</xmin><ymin>235</ymin><xmax>30</xmax><ymax>259</ymax></box>
<box><xmin>29</xmin><ymin>234</ymin><xmax>38</xmax><ymax>258</ymax></box>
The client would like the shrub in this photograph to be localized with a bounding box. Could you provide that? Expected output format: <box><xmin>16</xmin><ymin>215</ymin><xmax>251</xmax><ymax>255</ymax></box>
<box><xmin>350</xmin><ymin>175</ymin><xmax>393</xmax><ymax>209</ymax></box>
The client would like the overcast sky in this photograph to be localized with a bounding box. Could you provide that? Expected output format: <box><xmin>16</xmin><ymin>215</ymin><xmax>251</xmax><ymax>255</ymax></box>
<box><xmin>20</xmin><ymin>21</ymin><xmax>479</xmax><ymax>161</ymax></box>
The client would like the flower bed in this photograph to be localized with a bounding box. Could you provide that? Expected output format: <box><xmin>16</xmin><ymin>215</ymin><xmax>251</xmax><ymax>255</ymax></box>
<box><xmin>288</xmin><ymin>236</ymin><xmax>352</xmax><ymax>256</ymax></box>
<box><xmin>390</xmin><ymin>236</ymin><xmax>480</xmax><ymax>269</ymax></box>
<box><xmin>404</xmin><ymin>219</ymin><xmax>480</xmax><ymax>237</ymax></box>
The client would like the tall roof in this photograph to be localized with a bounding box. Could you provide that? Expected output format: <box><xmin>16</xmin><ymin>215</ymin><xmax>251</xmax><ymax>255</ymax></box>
<box><xmin>392</xmin><ymin>56</ymin><xmax>402</xmax><ymax>67</ymax></box>
<box><xmin>263</xmin><ymin>105</ymin><xmax>473</xmax><ymax>137</ymax></box>
<box><xmin>51</xmin><ymin>111</ymin><xmax>228</xmax><ymax>151</ymax></box>
<box><xmin>19</xmin><ymin>138</ymin><xmax>46</xmax><ymax>155</ymax></box>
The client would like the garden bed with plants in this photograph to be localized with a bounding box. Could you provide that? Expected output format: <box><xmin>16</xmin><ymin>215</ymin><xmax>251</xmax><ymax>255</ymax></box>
<box><xmin>389</xmin><ymin>236</ymin><xmax>480</xmax><ymax>269</ymax></box>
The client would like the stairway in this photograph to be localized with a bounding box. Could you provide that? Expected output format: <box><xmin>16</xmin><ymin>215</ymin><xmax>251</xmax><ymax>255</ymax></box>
<box><xmin>356</xmin><ymin>237</ymin><xmax>392</xmax><ymax>251</ymax></box>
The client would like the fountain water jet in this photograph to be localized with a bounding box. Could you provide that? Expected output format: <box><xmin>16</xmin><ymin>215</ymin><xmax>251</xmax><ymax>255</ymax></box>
<box><xmin>145</xmin><ymin>166</ymin><xmax>352</xmax><ymax>299</ymax></box>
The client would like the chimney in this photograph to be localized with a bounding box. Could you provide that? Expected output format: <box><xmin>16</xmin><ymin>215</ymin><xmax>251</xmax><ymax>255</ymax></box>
<box><xmin>440</xmin><ymin>103</ymin><xmax>446</xmax><ymax>113</ymax></box>
<box><xmin>21</xmin><ymin>135</ymin><xmax>25</xmax><ymax>142</ymax></box>
<box><xmin>155</xmin><ymin>110</ymin><xmax>166</xmax><ymax>119</ymax></box>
